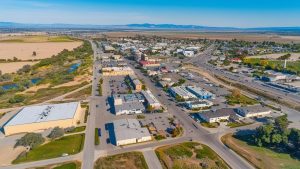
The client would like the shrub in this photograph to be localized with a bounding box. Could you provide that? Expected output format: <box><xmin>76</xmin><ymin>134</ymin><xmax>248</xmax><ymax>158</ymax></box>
<box><xmin>48</xmin><ymin>127</ymin><xmax>65</xmax><ymax>139</ymax></box>
<box><xmin>15</xmin><ymin>133</ymin><xmax>45</xmax><ymax>149</ymax></box>
<box><xmin>9</xmin><ymin>94</ymin><xmax>25</xmax><ymax>103</ymax></box>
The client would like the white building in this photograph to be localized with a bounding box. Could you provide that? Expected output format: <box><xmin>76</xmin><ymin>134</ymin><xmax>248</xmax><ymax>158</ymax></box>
<box><xmin>184</xmin><ymin>100</ymin><xmax>213</xmax><ymax>110</ymax></box>
<box><xmin>4</xmin><ymin>102</ymin><xmax>82</xmax><ymax>135</ymax></box>
<box><xmin>170</xmin><ymin>86</ymin><xmax>196</xmax><ymax>100</ymax></box>
<box><xmin>113</xmin><ymin>94</ymin><xmax>145</xmax><ymax>115</ymax></box>
<box><xmin>235</xmin><ymin>105</ymin><xmax>271</xmax><ymax>118</ymax></box>
<box><xmin>183</xmin><ymin>50</ymin><xmax>195</xmax><ymax>57</ymax></box>
<box><xmin>198</xmin><ymin>108</ymin><xmax>236</xmax><ymax>123</ymax></box>
<box><xmin>113</xmin><ymin>119</ymin><xmax>152</xmax><ymax>146</ymax></box>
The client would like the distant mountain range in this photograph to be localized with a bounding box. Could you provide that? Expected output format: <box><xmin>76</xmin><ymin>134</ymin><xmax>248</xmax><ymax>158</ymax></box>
<box><xmin>1</xmin><ymin>22</ymin><xmax>300</xmax><ymax>33</ymax></box>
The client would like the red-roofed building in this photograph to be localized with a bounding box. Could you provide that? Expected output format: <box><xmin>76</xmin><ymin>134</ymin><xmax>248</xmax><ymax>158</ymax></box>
<box><xmin>139</xmin><ymin>61</ymin><xmax>160</xmax><ymax>68</ymax></box>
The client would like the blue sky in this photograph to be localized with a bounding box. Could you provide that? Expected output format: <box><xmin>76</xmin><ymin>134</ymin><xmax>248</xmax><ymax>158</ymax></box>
<box><xmin>1</xmin><ymin>0</ymin><xmax>300</xmax><ymax>27</ymax></box>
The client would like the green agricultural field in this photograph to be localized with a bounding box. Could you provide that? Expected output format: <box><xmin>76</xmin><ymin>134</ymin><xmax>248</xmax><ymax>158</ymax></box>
<box><xmin>222</xmin><ymin>134</ymin><xmax>300</xmax><ymax>169</ymax></box>
<box><xmin>13</xmin><ymin>134</ymin><xmax>85</xmax><ymax>164</ymax></box>
<box><xmin>156</xmin><ymin>142</ymin><xmax>228</xmax><ymax>169</ymax></box>
<box><xmin>94</xmin><ymin>152</ymin><xmax>148</xmax><ymax>169</ymax></box>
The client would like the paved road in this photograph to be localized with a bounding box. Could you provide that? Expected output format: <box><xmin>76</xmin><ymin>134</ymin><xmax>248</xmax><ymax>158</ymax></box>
<box><xmin>81</xmin><ymin>41</ymin><xmax>99</xmax><ymax>169</ymax></box>
<box><xmin>142</xmin><ymin>148</ymin><xmax>163</xmax><ymax>169</ymax></box>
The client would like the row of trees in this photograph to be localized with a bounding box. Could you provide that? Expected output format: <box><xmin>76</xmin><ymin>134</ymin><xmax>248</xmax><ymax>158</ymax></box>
<box><xmin>254</xmin><ymin>115</ymin><xmax>300</xmax><ymax>158</ymax></box>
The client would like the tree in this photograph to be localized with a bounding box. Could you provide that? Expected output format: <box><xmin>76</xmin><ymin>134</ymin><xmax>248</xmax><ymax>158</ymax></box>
<box><xmin>271</xmin><ymin>133</ymin><xmax>282</xmax><ymax>144</ymax></box>
<box><xmin>274</xmin><ymin>114</ymin><xmax>289</xmax><ymax>133</ymax></box>
<box><xmin>255</xmin><ymin>124</ymin><xmax>274</xmax><ymax>146</ymax></box>
<box><xmin>9</xmin><ymin>94</ymin><xmax>25</xmax><ymax>103</ymax></box>
<box><xmin>15</xmin><ymin>133</ymin><xmax>45</xmax><ymax>149</ymax></box>
<box><xmin>47</xmin><ymin>127</ymin><xmax>64</xmax><ymax>139</ymax></box>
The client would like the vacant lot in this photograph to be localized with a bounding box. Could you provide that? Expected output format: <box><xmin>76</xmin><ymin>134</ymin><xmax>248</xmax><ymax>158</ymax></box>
<box><xmin>155</xmin><ymin>142</ymin><xmax>228</xmax><ymax>169</ymax></box>
<box><xmin>0</xmin><ymin>61</ymin><xmax>38</xmax><ymax>74</ymax></box>
<box><xmin>0</xmin><ymin>35</ymin><xmax>76</xmax><ymax>43</ymax></box>
<box><xmin>94</xmin><ymin>152</ymin><xmax>148</xmax><ymax>169</ymax></box>
<box><xmin>222</xmin><ymin>134</ymin><xmax>300</xmax><ymax>169</ymax></box>
<box><xmin>13</xmin><ymin>134</ymin><xmax>85</xmax><ymax>164</ymax></box>
<box><xmin>0</xmin><ymin>42</ymin><xmax>82</xmax><ymax>60</ymax></box>
<box><xmin>247</xmin><ymin>53</ymin><xmax>300</xmax><ymax>61</ymax></box>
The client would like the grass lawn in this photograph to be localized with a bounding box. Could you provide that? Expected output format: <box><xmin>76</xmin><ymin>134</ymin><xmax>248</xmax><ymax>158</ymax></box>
<box><xmin>226</xmin><ymin>122</ymin><xmax>253</xmax><ymax>128</ymax></box>
<box><xmin>201</xmin><ymin>122</ymin><xmax>219</xmax><ymax>128</ymax></box>
<box><xmin>226</xmin><ymin>94</ymin><xmax>258</xmax><ymax>106</ymax></box>
<box><xmin>94</xmin><ymin>152</ymin><xmax>148</xmax><ymax>169</ymax></box>
<box><xmin>221</xmin><ymin>134</ymin><xmax>300</xmax><ymax>169</ymax></box>
<box><xmin>95</xmin><ymin>128</ymin><xmax>100</xmax><ymax>145</ymax></box>
<box><xmin>156</xmin><ymin>142</ymin><xmax>228</xmax><ymax>169</ymax></box>
<box><xmin>13</xmin><ymin>134</ymin><xmax>85</xmax><ymax>164</ymax></box>
<box><xmin>66</xmin><ymin>126</ymin><xmax>86</xmax><ymax>134</ymax></box>
<box><xmin>53</xmin><ymin>162</ymin><xmax>78</xmax><ymax>169</ymax></box>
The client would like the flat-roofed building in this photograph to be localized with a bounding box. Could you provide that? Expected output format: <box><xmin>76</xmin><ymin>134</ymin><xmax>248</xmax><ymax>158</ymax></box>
<box><xmin>4</xmin><ymin>102</ymin><xmax>82</xmax><ymax>135</ymax></box>
<box><xmin>102</xmin><ymin>67</ymin><xmax>134</xmax><ymax>76</ymax></box>
<box><xmin>198</xmin><ymin>108</ymin><xmax>236</xmax><ymax>123</ymax></box>
<box><xmin>112</xmin><ymin>119</ymin><xmax>152</xmax><ymax>146</ymax></box>
<box><xmin>186</xmin><ymin>86</ymin><xmax>214</xmax><ymax>100</ymax></box>
<box><xmin>184</xmin><ymin>100</ymin><xmax>213</xmax><ymax>110</ymax></box>
<box><xmin>128</xmin><ymin>74</ymin><xmax>142</xmax><ymax>92</ymax></box>
<box><xmin>170</xmin><ymin>86</ymin><xmax>196</xmax><ymax>100</ymax></box>
<box><xmin>235</xmin><ymin>105</ymin><xmax>271</xmax><ymax>118</ymax></box>
<box><xmin>113</xmin><ymin>94</ymin><xmax>145</xmax><ymax>115</ymax></box>
<box><xmin>141</xmin><ymin>90</ymin><xmax>161</xmax><ymax>109</ymax></box>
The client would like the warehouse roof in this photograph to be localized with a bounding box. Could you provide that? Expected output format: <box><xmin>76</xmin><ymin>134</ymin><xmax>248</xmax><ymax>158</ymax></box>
<box><xmin>5</xmin><ymin>102</ymin><xmax>79</xmax><ymax>126</ymax></box>
<box><xmin>236</xmin><ymin>105</ymin><xmax>271</xmax><ymax>116</ymax></box>
<box><xmin>113</xmin><ymin>119</ymin><xmax>151</xmax><ymax>141</ymax></box>
<box><xmin>199</xmin><ymin>108</ymin><xmax>236</xmax><ymax>119</ymax></box>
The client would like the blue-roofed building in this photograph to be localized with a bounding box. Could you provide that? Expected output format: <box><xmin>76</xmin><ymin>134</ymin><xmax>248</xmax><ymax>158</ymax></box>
<box><xmin>186</xmin><ymin>86</ymin><xmax>214</xmax><ymax>100</ymax></box>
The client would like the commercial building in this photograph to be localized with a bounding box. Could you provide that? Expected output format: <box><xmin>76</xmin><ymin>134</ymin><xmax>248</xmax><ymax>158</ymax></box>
<box><xmin>139</xmin><ymin>60</ymin><xmax>160</xmax><ymax>68</ymax></box>
<box><xmin>183</xmin><ymin>50</ymin><xmax>195</xmax><ymax>57</ymax></box>
<box><xmin>169</xmin><ymin>86</ymin><xmax>196</xmax><ymax>100</ymax></box>
<box><xmin>128</xmin><ymin>74</ymin><xmax>142</xmax><ymax>92</ymax></box>
<box><xmin>4</xmin><ymin>102</ymin><xmax>82</xmax><ymax>136</ymax></box>
<box><xmin>262</xmin><ymin>70</ymin><xmax>287</xmax><ymax>82</ymax></box>
<box><xmin>113</xmin><ymin>119</ymin><xmax>152</xmax><ymax>146</ymax></box>
<box><xmin>235</xmin><ymin>105</ymin><xmax>271</xmax><ymax>118</ymax></box>
<box><xmin>113</xmin><ymin>94</ymin><xmax>145</xmax><ymax>115</ymax></box>
<box><xmin>184</xmin><ymin>100</ymin><xmax>213</xmax><ymax>110</ymax></box>
<box><xmin>102</xmin><ymin>67</ymin><xmax>134</xmax><ymax>76</ymax></box>
<box><xmin>198</xmin><ymin>108</ymin><xmax>236</xmax><ymax>123</ymax></box>
<box><xmin>186</xmin><ymin>86</ymin><xmax>214</xmax><ymax>100</ymax></box>
<box><xmin>141</xmin><ymin>90</ymin><xmax>161</xmax><ymax>109</ymax></box>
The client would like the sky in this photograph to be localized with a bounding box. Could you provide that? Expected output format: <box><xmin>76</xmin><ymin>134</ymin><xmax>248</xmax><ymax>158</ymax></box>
<box><xmin>0</xmin><ymin>0</ymin><xmax>300</xmax><ymax>28</ymax></box>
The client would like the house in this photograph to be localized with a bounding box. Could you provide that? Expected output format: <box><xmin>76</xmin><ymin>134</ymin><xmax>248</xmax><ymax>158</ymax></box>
<box><xmin>235</xmin><ymin>105</ymin><xmax>271</xmax><ymax>118</ymax></box>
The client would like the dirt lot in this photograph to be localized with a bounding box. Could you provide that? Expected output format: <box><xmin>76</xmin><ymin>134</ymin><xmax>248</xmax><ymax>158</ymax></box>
<box><xmin>0</xmin><ymin>61</ymin><xmax>38</xmax><ymax>74</ymax></box>
<box><xmin>101</xmin><ymin>31</ymin><xmax>300</xmax><ymax>43</ymax></box>
<box><xmin>246</xmin><ymin>53</ymin><xmax>300</xmax><ymax>61</ymax></box>
<box><xmin>94</xmin><ymin>152</ymin><xmax>148</xmax><ymax>169</ymax></box>
<box><xmin>0</xmin><ymin>42</ymin><xmax>82</xmax><ymax>60</ymax></box>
